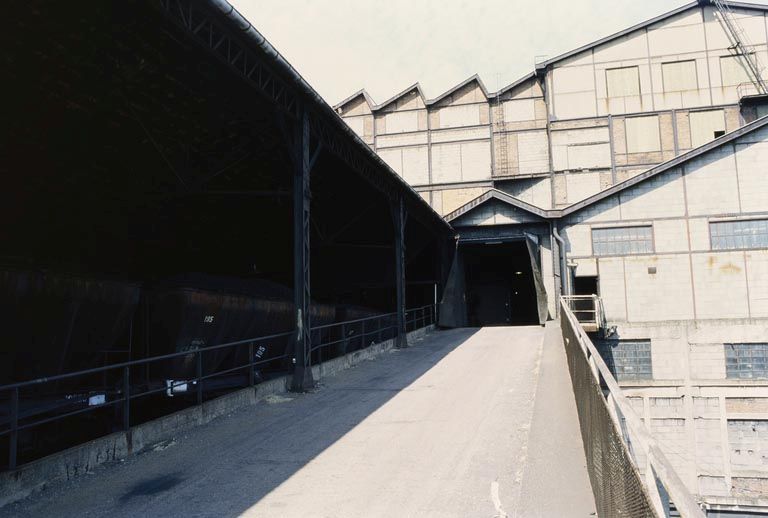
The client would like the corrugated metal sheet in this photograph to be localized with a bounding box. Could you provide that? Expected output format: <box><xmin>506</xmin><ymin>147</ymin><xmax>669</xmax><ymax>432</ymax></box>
<box><xmin>377</xmin><ymin>148</ymin><xmax>403</xmax><ymax>176</ymax></box>
<box><xmin>567</xmin><ymin>143</ymin><xmax>612</xmax><ymax>170</ymax></box>
<box><xmin>690</xmin><ymin>109</ymin><xmax>725</xmax><ymax>147</ymax></box>
<box><xmin>625</xmin><ymin>115</ymin><xmax>661</xmax><ymax>153</ymax></box>
<box><xmin>517</xmin><ymin>131</ymin><xmax>550</xmax><ymax>174</ymax></box>
<box><xmin>460</xmin><ymin>141</ymin><xmax>492</xmax><ymax>181</ymax></box>
<box><xmin>343</xmin><ymin>116</ymin><xmax>366</xmax><ymax>137</ymax></box>
<box><xmin>720</xmin><ymin>55</ymin><xmax>753</xmax><ymax>87</ymax></box>
<box><xmin>431</xmin><ymin>126</ymin><xmax>489</xmax><ymax>144</ymax></box>
<box><xmin>376</xmin><ymin>132</ymin><xmax>428</xmax><ymax>149</ymax></box>
<box><xmin>661</xmin><ymin>60</ymin><xmax>698</xmax><ymax>92</ymax></box>
<box><xmin>383</xmin><ymin>110</ymin><xmax>419</xmax><ymax>133</ymax></box>
<box><xmin>552</xmin><ymin>127</ymin><xmax>611</xmax><ymax>170</ymax></box>
<box><xmin>503</xmin><ymin>99</ymin><xmax>536</xmax><ymax>122</ymax></box>
<box><xmin>401</xmin><ymin>146</ymin><xmax>429</xmax><ymax>185</ymax></box>
<box><xmin>606</xmin><ymin>66</ymin><xmax>641</xmax><ymax>97</ymax></box>
<box><xmin>438</xmin><ymin>104</ymin><xmax>481</xmax><ymax>129</ymax></box>
<box><xmin>432</xmin><ymin>143</ymin><xmax>462</xmax><ymax>183</ymax></box>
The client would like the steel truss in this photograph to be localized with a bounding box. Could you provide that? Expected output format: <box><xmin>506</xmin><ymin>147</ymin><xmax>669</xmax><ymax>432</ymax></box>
<box><xmin>157</xmin><ymin>0</ymin><xmax>400</xmax><ymax>202</ymax></box>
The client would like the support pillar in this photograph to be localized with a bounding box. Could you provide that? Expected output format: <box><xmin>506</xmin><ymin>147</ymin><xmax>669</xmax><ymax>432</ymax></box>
<box><xmin>291</xmin><ymin>109</ymin><xmax>314</xmax><ymax>392</ymax></box>
<box><xmin>392</xmin><ymin>196</ymin><xmax>407</xmax><ymax>348</ymax></box>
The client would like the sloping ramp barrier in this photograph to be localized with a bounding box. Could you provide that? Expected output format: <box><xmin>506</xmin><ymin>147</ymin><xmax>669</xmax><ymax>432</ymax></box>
<box><xmin>560</xmin><ymin>299</ymin><xmax>705</xmax><ymax>518</ymax></box>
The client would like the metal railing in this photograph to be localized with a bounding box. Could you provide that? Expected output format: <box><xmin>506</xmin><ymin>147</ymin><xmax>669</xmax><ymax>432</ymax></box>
<box><xmin>561</xmin><ymin>294</ymin><xmax>606</xmax><ymax>333</ymax></box>
<box><xmin>560</xmin><ymin>298</ymin><xmax>705</xmax><ymax>518</ymax></box>
<box><xmin>0</xmin><ymin>304</ymin><xmax>437</xmax><ymax>471</ymax></box>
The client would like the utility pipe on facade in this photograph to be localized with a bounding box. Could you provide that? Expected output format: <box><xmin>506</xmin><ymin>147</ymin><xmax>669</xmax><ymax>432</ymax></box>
<box><xmin>552</xmin><ymin>223</ymin><xmax>569</xmax><ymax>298</ymax></box>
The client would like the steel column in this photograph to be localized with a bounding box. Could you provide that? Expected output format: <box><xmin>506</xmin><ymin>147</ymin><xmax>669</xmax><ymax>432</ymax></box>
<box><xmin>392</xmin><ymin>196</ymin><xmax>407</xmax><ymax>348</ymax></box>
<box><xmin>291</xmin><ymin>109</ymin><xmax>314</xmax><ymax>392</ymax></box>
<box><xmin>9</xmin><ymin>388</ymin><xmax>18</xmax><ymax>470</ymax></box>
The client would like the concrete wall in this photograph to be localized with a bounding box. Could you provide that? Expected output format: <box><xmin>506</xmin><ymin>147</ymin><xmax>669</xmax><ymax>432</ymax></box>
<box><xmin>562</xmin><ymin>124</ymin><xmax>768</xmax><ymax>325</ymax></box>
<box><xmin>616</xmin><ymin>318</ymin><xmax>768</xmax><ymax>510</ymax></box>
<box><xmin>560</xmin><ymin>124</ymin><xmax>768</xmax><ymax>509</ymax></box>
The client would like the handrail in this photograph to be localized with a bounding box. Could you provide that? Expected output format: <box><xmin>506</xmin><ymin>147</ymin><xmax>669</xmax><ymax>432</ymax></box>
<box><xmin>560</xmin><ymin>298</ymin><xmax>704</xmax><ymax>517</ymax></box>
<box><xmin>0</xmin><ymin>303</ymin><xmax>438</xmax><ymax>470</ymax></box>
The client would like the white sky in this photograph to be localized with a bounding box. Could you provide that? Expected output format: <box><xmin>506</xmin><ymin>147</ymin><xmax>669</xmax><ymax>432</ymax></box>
<box><xmin>229</xmin><ymin>0</ymin><xmax>767</xmax><ymax>105</ymax></box>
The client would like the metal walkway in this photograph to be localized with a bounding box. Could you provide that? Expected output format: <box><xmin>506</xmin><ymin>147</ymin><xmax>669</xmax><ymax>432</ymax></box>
<box><xmin>8</xmin><ymin>325</ymin><xmax>595</xmax><ymax>518</ymax></box>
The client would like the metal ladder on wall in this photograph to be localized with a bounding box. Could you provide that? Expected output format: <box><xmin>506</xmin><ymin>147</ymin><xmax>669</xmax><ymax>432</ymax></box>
<box><xmin>712</xmin><ymin>0</ymin><xmax>768</xmax><ymax>95</ymax></box>
<box><xmin>493</xmin><ymin>91</ymin><xmax>508</xmax><ymax>176</ymax></box>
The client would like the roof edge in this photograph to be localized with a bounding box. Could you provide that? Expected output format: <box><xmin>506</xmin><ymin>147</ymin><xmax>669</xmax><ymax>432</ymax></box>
<box><xmin>376</xmin><ymin>82</ymin><xmax>427</xmax><ymax>111</ymax></box>
<box><xmin>445</xmin><ymin>189</ymin><xmax>555</xmax><ymax>223</ymax></box>
<box><xmin>333</xmin><ymin>89</ymin><xmax>375</xmax><ymax>111</ymax></box>
<box><xmin>541</xmin><ymin>1</ymin><xmax>768</xmax><ymax>70</ymax></box>
<box><xmin>560</xmin><ymin>113</ymin><xmax>768</xmax><ymax>217</ymax></box>
<box><xmin>430</xmin><ymin>74</ymin><xmax>489</xmax><ymax>104</ymax></box>
<box><xmin>204</xmin><ymin>0</ymin><xmax>453</xmax><ymax>232</ymax></box>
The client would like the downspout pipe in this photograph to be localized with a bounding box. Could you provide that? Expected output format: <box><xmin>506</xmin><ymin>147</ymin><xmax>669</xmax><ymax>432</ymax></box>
<box><xmin>552</xmin><ymin>223</ymin><xmax>569</xmax><ymax>298</ymax></box>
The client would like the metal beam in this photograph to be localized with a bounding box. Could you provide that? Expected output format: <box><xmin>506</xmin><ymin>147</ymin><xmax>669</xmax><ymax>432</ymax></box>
<box><xmin>202</xmin><ymin>190</ymin><xmax>290</xmax><ymax>197</ymax></box>
<box><xmin>392</xmin><ymin>196</ymin><xmax>407</xmax><ymax>348</ymax></box>
<box><xmin>291</xmin><ymin>109</ymin><xmax>313</xmax><ymax>392</ymax></box>
<box><xmin>157</xmin><ymin>0</ymin><xmax>452</xmax><ymax>234</ymax></box>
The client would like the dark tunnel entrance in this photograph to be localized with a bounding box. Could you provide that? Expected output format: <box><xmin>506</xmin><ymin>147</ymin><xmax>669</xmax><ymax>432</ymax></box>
<box><xmin>463</xmin><ymin>241</ymin><xmax>540</xmax><ymax>327</ymax></box>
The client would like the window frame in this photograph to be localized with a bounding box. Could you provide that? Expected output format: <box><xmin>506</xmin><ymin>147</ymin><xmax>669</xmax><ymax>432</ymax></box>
<box><xmin>709</xmin><ymin>218</ymin><xmax>768</xmax><ymax>251</ymax></box>
<box><xmin>597</xmin><ymin>339</ymin><xmax>653</xmax><ymax>381</ymax></box>
<box><xmin>725</xmin><ymin>343</ymin><xmax>768</xmax><ymax>380</ymax></box>
<box><xmin>605</xmin><ymin>66</ymin><xmax>642</xmax><ymax>98</ymax></box>
<box><xmin>591</xmin><ymin>225</ymin><xmax>655</xmax><ymax>257</ymax></box>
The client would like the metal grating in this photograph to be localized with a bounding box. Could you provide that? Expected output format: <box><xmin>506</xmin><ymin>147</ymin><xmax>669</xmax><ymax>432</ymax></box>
<box><xmin>561</xmin><ymin>312</ymin><xmax>658</xmax><ymax>517</ymax></box>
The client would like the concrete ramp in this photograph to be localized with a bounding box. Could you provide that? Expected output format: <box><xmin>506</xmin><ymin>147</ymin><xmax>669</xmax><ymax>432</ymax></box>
<box><xmin>8</xmin><ymin>325</ymin><xmax>595</xmax><ymax>517</ymax></box>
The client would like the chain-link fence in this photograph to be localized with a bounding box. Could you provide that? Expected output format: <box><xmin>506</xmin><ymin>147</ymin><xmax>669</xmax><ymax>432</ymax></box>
<box><xmin>560</xmin><ymin>299</ymin><xmax>705</xmax><ymax>518</ymax></box>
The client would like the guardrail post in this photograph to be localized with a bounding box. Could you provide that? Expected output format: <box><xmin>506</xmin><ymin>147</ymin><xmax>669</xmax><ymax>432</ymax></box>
<box><xmin>341</xmin><ymin>323</ymin><xmax>348</xmax><ymax>354</ymax></box>
<box><xmin>361</xmin><ymin>320</ymin><xmax>366</xmax><ymax>348</ymax></box>
<box><xmin>646</xmin><ymin>452</ymin><xmax>668</xmax><ymax>517</ymax></box>
<box><xmin>377</xmin><ymin>317</ymin><xmax>382</xmax><ymax>343</ymax></box>
<box><xmin>9</xmin><ymin>387</ymin><xmax>18</xmax><ymax>470</ymax></box>
<box><xmin>122</xmin><ymin>366</ymin><xmax>130</xmax><ymax>432</ymax></box>
<box><xmin>196</xmin><ymin>350</ymin><xmax>203</xmax><ymax>405</ymax></box>
<box><xmin>248</xmin><ymin>342</ymin><xmax>255</xmax><ymax>387</ymax></box>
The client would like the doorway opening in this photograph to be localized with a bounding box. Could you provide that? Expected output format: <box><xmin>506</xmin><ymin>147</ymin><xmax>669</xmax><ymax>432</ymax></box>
<box><xmin>462</xmin><ymin>241</ymin><xmax>539</xmax><ymax>326</ymax></box>
<box><xmin>573</xmin><ymin>275</ymin><xmax>599</xmax><ymax>297</ymax></box>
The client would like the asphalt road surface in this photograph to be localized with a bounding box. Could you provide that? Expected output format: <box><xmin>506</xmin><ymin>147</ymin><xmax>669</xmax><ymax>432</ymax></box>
<box><xmin>7</xmin><ymin>324</ymin><xmax>595</xmax><ymax>517</ymax></box>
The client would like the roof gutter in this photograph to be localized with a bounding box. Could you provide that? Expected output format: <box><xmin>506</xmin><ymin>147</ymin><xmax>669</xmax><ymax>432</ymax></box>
<box><xmin>205</xmin><ymin>0</ymin><xmax>452</xmax><ymax>232</ymax></box>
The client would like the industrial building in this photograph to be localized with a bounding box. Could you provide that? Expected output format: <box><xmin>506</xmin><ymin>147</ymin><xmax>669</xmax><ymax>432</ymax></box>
<box><xmin>336</xmin><ymin>0</ymin><xmax>768</xmax><ymax>513</ymax></box>
<box><xmin>3</xmin><ymin>0</ymin><xmax>768</xmax><ymax>515</ymax></box>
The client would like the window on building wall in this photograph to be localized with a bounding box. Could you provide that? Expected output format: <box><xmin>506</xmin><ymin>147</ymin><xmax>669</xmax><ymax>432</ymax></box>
<box><xmin>710</xmin><ymin>219</ymin><xmax>768</xmax><ymax>250</ymax></box>
<box><xmin>725</xmin><ymin>343</ymin><xmax>768</xmax><ymax>379</ymax></box>
<box><xmin>598</xmin><ymin>340</ymin><xmax>653</xmax><ymax>381</ymax></box>
<box><xmin>606</xmin><ymin>66</ymin><xmax>641</xmax><ymax>97</ymax></box>
<box><xmin>720</xmin><ymin>55</ymin><xmax>754</xmax><ymax>87</ymax></box>
<box><xmin>625</xmin><ymin>116</ymin><xmax>661</xmax><ymax>153</ymax></box>
<box><xmin>662</xmin><ymin>60</ymin><xmax>698</xmax><ymax>92</ymax></box>
<box><xmin>592</xmin><ymin>226</ymin><xmax>654</xmax><ymax>256</ymax></box>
